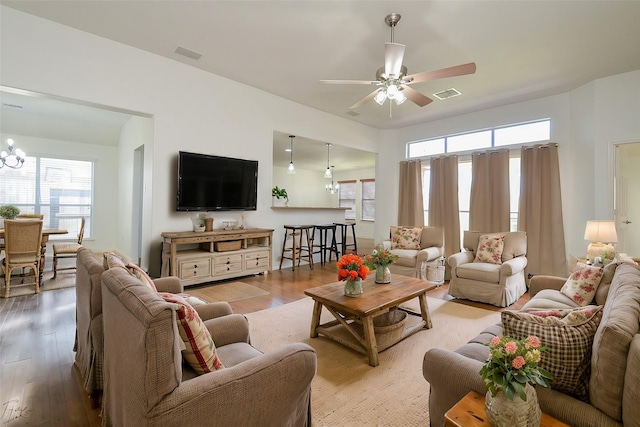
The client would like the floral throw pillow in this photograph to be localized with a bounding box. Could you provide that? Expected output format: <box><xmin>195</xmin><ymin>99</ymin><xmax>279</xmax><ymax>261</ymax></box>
<box><xmin>390</xmin><ymin>226</ymin><xmax>422</xmax><ymax>250</ymax></box>
<box><xmin>473</xmin><ymin>233</ymin><xmax>505</xmax><ymax>264</ymax></box>
<box><xmin>160</xmin><ymin>292</ymin><xmax>224</xmax><ymax>374</ymax></box>
<box><xmin>560</xmin><ymin>262</ymin><xmax>604</xmax><ymax>306</ymax></box>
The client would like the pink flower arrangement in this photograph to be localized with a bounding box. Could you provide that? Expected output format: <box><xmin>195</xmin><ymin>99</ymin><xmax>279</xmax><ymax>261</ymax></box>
<box><xmin>479</xmin><ymin>335</ymin><xmax>552</xmax><ymax>401</ymax></box>
<box><xmin>337</xmin><ymin>254</ymin><xmax>369</xmax><ymax>282</ymax></box>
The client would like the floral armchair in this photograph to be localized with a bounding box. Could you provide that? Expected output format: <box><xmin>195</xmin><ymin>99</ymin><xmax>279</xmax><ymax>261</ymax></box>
<box><xmin>383</xmin><ymin>226</ymin><xmax>445</xmax><ymax>278</ymax></box>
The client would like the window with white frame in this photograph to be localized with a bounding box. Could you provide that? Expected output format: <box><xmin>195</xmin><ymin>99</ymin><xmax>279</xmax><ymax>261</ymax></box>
<box><xmin>0</xmin><ymin>155</ymin><xmax>93</xmax><ymax>240</ymax></box>
<box><xmin>338</xmin><ymin>180</ymin><xmax>356</xmax><ymax>220</ymax></box>
<box><xmin>361</xmin><ymin>179</ymin><xmax>375</xmax><ymax>221</ymax></box>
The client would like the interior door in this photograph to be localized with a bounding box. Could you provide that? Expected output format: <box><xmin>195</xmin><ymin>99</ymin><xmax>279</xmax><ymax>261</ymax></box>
<box><xmin>614</xmin><ymin>142</ymin><xmax>640</xmax><ymax>257</ymax></box>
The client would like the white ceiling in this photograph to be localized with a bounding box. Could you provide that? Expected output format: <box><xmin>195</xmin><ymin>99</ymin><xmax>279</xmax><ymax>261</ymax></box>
<box><xmin>2</xmin><ymin>1</ymin><xmax>640</xmax><ymax>168</ymax></box>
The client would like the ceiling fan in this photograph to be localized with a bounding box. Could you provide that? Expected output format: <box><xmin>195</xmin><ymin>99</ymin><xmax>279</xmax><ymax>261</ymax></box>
<box><xmin>320</xmin><ymin>13</ymin><xmax>476</xmax><ymax>111</ymax></box>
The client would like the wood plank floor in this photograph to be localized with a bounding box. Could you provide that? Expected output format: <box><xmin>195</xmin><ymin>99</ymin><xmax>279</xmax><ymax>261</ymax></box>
<box><xmin>0</xmin><ymin>264</ymin><xmax>528</xmax><ymax>426</ymax></box>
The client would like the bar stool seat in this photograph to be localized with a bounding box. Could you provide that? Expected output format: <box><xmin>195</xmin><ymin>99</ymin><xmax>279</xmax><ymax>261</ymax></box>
<box><xmin>334</xmin><ymin>222</ymin><xmax>358</xmax><ymax>256</ymax></box>
<box><xmin>279</xmin><ymin>225</ymin><xmax>315</xmax><ymax>271</ymax></box>
<box><xmin>312</xmin><ymin>224</ymin><xmax>339</xmax><ymax>266</ymax></box>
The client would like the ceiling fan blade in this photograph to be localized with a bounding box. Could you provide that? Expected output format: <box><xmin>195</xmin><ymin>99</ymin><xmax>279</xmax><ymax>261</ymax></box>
<box><xmin>384</xmin><ymin>43</ymin><xmax>405</xmax><ymax>78</ymax></box>
<box><xmin>349</xmin><ymin>89</ymin><xmax>381</xmax><ymax>110</ymax></box>
<box><xmin>401</xmin><ymin>85</ymin><xmax>433</xmax><ymax>107</ymax></box>
<box><xmin>319</xmin><ymin>79</ymin><xmax>378</xmax><ymax>85</ymax></box>
<box><xmin>405</xmin><ymin>62</ymin><xmax>476</xmax><ymax>84</ymax></box>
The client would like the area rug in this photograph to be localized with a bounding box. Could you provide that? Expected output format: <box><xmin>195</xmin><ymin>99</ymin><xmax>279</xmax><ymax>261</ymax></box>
<box><xmin>187</xmin><ymin>281</ymin><xmax>269</xmax><ymax>303</ymax></box>
<box><xmin>246</xmin><ymin>296</ymin><xmax>500</xmax><ymax>426</ymax></box>
<box><xmin>1</xmin><ymin>271</ymin><xmax>75</xmax><ymax>297</ymax></box>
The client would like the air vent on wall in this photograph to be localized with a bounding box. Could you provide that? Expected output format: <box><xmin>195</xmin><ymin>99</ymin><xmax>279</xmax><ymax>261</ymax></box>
<box><xmin>433</xmin><ymin>88</ymin><xmax>461</xmax><ymax>100</ymax></box>
<box><xmin>175</xmin><ymin>46</ymin><xmax>202</xmax><ymax>60</ymax></box>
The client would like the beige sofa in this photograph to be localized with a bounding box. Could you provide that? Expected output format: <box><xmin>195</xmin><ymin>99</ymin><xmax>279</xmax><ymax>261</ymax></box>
<box><xmin>423</xmin><ymin>259</ymin><xmax>640</xmax><ymax>427</ymax></box>
<box><xmin>384</xmin><ymin>226</ymin><xmax>445</xmax><ymax>278</ymax></box>
<box><xmin>74</xmin><ymin>247</ymin><xmax>205</xmax><ymax>400</ymax></box>
<box><xmin>101</xmin><ymin>265</ymin><xmax>317</xmax><ymax>426</ymax></box>
<box><xmin>448</xmin><ymin>231</ymin><xmax>528</xmax><ymax>307</ymax></box>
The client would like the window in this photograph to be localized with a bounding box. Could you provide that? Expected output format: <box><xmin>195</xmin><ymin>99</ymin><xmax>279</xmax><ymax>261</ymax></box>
<box><xmin>0</xmin><ymin>155</ymin><xmax>93</xmax><ymax>240</ymax></box>
<box><xmin>338</xmin><ymin>180</ymin><xmax>356</xmax><ymax>220</ymax></box>
<box><xmin>407</xmin><ymin>119</ymin><xmax>550</xmax><ymax>159</ymax></box>
<box><xmin>361</xmin><ymin>179</ymin><xmax>375</xmax><ymax>221</ymax></box>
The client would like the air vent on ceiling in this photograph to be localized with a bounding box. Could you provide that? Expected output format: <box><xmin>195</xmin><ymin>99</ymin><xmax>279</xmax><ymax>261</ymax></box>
<box><xmin>433</xmin><ymin>88</ymin><xmax>461</xmax><ymax>100</ymax></box>
<box><xmin>175</xmin><ymin>46</ymin><xmax>202</xmax><ymax>60</ymax></box>
<box><xmin>2</xmin><ymin>103</ymin><xmax>23</xmax><ymax>109</ymax></box>
<box><xmin>345</xmin><ymin>110</ymin><xmax>360</xmax><ymax>116</ymax></box>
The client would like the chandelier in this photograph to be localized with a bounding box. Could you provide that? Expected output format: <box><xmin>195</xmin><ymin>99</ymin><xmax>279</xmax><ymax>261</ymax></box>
<box><xmin>0</xmin><ymin>138</ymin><xmax>25</xmax><ymax>169</ymax></box>
<box><xmin>287</xmin><ymin>135</ymin><xmax>296</xmax><ymax>174</ymax></box>
<box><xmin>325</xmin><ymin>166</ymin><xmax>339</xmax><ymax>194</ymax></box>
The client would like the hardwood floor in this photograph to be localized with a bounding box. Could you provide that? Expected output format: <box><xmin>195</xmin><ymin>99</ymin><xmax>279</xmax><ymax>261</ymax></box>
<box><xmin>0</xmin><ymin>264</ymin><xmax>528</xmax><ymax>426</ymax></box>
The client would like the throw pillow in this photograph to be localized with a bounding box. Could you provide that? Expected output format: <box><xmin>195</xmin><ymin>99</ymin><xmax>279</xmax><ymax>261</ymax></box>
<box><xmin>390</xmin><ymin>226</ymin><xmax>422</xmax><ymax>250</ymax></box>
<box><xmin>126</xmin><ymin>262</ymin><xmax>158</xmax><ymax>292</ymax></box>
<box><xmin>103</xmin><ymin>252</ymin><xmax>158</xmax><ymax>292</ymax></box>
<box><xmin>474</xmin><ymin>233</ymin><xmax>505</xmax><ymax>265</ymax></box>
<box><xmin>159</xmin><ymin>292</ymin><xmax>224</xmax><ymax>374</ymax></box>
<box><xmin>502</xmin><ymin>306</ymin><xmax>603</xmax><ymax>401</ymax></box>
<box><xmin>560</xmin><ymin>262</ymin><xmax>604</xmax><ymax>306</ymax></box>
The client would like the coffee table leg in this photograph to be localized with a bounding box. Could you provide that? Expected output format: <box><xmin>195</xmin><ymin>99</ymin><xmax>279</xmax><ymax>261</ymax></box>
<box><xmin>310</xmin><ymin>300</ymin><xmax>323</xmax><ymax>338</ymax></box>
<box><xmin>419</xmin><ymin>294</ymin><xmax>433</xmax><ymax>329</ymax></box>
<box><xmin>362</xmin><ymin>316</ymin><xmax>379</xmax><ymax>367</ymax></box>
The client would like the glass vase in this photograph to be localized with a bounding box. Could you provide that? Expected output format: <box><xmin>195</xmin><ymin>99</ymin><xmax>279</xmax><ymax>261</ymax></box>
<box><xmin>375</xmin><ymin>265</ymin><xmax>391</xmax><ymax>284</ymax></box>
<box><xmin>485</xmin><ymin>383</ymin><xmax>541</xmax><ymax>427</ymax></box>
<box><xmin>343</xmin><ymin>278</ymin><xmax>363</xmax><ymax>297</ymax></box>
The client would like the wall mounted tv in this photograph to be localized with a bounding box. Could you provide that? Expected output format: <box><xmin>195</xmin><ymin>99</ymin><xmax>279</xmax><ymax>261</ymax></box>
<box><xmin>177</xmin><ymin>151</ymin><xmax>258</xmax><ymax>211</ymax></box>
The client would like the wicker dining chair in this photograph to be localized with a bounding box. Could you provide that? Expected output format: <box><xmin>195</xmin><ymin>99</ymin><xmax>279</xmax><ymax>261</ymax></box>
<box><xmin>16</xmin><ymin>214</ymin><xmax>44</xmax><ymax>219</ymax></box>
<box><xmin>1</xmin><ymin>219</ymin><xmax>43</xmax><ymax>298</ymax></box>
<box><xmin>53</xmin><ymin>217</ymin><xmax>85</xmax><ymax>279</ymax></box>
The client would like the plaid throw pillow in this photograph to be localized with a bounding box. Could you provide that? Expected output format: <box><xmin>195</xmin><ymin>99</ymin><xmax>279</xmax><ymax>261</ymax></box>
<box><xmin>160</xmin><ymin>292</ymin><xmax>224</xmax><ymax>374</ymax></box>
<box><xmin>502</xmin><ymin>305</ymin><xmax>603</xmax><ymax>401</ymax></box>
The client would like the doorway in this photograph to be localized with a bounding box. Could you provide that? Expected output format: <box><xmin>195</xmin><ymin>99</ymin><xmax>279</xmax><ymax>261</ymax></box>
<box><xmin>614</xmin><ymin>141</ymin><xmax>640</xmax><ymax>257</ymax></box>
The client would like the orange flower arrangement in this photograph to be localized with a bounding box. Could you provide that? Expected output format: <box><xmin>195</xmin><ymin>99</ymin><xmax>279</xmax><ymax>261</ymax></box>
<box><xmin>337</xmin><ymin>254</ymin><xmax>369</xmax><ymax>282</ymax></box>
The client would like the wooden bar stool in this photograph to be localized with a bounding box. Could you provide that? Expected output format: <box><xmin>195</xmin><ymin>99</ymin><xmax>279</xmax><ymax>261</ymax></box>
<box><xmin>279</xmin><ymin>225</ymin><xmax>315</xmax><ymax>271</ymax></box>
<box><xmin>334</xmin><ymin>222</ymin><xmax>358</xmax><ymax>256</ymax></box>
<box><xmin>312</xmin><ymin>224</ymin><xmax>340</xmax><ymax>266</ymax></box>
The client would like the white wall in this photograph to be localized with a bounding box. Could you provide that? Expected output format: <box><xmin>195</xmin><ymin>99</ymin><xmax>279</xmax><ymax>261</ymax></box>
<box><xmin>1</xmin><ymin>7</ymin><xmax>379</xmax><ymax>275</ymax></box>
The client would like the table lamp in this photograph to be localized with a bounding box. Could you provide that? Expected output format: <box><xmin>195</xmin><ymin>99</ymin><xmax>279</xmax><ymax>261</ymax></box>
<box><xmin>584</xmin><ymin>220</ymin><xmax>618</xmax><ymax>263</ymax></box>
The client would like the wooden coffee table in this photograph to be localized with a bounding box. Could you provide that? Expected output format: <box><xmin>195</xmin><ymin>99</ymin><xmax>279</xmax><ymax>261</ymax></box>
<box><xmin>304</xmin><ymin>275</ymin><xmax>436</xmax><ymax>366</ymax></box>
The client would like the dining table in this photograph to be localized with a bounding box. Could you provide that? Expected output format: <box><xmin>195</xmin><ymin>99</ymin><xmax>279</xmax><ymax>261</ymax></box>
<box><xmin>0</xmin><ymin>227</ymin><xmax>69</xmax><ymax>285</ymax></box>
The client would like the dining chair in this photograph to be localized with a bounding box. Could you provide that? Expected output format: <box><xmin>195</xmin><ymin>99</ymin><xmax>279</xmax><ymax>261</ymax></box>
<box><xmin>17</xmin><ymin>214</ymin><xmax>44</xmax><ymax>219</ymax></box>
<box><xmin>1</xmin><ymin>219</ymin><xmax>43</xmax><ymax>298</ymax></box>
<box><xmin>52</xmin><ymin>217</ymin><xmax>85</xmax><ymax>279</ymax></box>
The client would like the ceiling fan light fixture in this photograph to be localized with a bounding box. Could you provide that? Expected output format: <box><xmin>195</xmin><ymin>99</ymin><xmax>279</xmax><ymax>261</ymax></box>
<box><xmin>386</xmin><ymin>84</ymin><xmax>399</xmax><ymax>99</ymax></box>
<box><xmin>374</xmin><ymin>90</ymin><xmax>387</xmax><ymax>105</ymax></box>
<box><xmin>394</xmin><ymin>90</ymin><xmax>407</xmax><ymax>105</ymax></box>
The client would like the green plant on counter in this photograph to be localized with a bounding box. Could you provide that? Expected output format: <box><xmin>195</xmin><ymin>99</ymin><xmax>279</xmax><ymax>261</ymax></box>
<box><xmin>272</xmin><ymin>186</ymin><xmax>289</xmax><ymax>201</ymax></box>
<box><xmin>0</xmin><ymin>205</ymin><xmax>20</xmax><ymax>219</ymax></box>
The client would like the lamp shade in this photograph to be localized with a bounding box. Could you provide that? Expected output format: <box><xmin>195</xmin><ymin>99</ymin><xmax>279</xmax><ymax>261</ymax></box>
<box><xmin>584</xmin><ymin>220</ymin><xmax>618</xmax><ymax>243</ymax></box>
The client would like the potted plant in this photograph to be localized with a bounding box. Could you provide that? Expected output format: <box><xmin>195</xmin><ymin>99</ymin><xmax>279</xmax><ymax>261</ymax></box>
<box><xmin>272</xmin><ymin>186</ymin><xmax>289</xmax><ymax>206</ymax></box>
<box><xmin>0</xmin><ymin>205</ymin><xmax>20</xmax><ymax>227</ymax></box>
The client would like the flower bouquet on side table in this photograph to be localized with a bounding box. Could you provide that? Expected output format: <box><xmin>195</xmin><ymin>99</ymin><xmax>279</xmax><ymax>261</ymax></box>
<box><xmin>363</xmin><ymin>246</ymin><xmax>399</xmax><ymax>284</ymax></box>
<box><xmin>337</xmin><ymin>254</ymin><xmax>369</xmax><ymax>297</ymax></box>
<box><xmin>479</xmin><ymin>335</ymin><xmax>553</xmax><ymax>426</ymax></box>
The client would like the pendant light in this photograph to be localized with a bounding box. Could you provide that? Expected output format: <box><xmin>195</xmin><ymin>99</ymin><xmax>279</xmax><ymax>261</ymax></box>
<box><xmin>287</xmin><ymin>135</ymin><xmax>296</xmax><ymax>174</ymax></box>
<box><xmin>324</xmin><ymin>143</ymin><xmax>332</xmax><ymax>178</ymax></box>
<box><xmin>325</xmin><ymin>166</ymin><xmax>339</xmax><ymax>194</ymax></box>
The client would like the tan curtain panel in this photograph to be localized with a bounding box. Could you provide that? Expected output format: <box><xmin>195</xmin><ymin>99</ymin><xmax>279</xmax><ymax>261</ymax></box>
<box><xmin>519</xmin><ymin>143</ymin><xmax>567</xmax><ymax>277</ymax></box>
<box><xmin>469</xmin><ymin>149</ymin><xmax>510</xmax><ymax>232</ymax></box>
<box><xmin>429</xmin><ymin>155</ymin><xmax>460</xmax><ymax>256</ymax></box>
<box><xmin>397</xmin><ymin>160</ymin><xmax>424</xmax><ymax>226</ymax></box>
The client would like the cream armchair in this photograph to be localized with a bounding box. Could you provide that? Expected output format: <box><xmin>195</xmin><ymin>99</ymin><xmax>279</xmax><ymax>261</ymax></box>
<box><xmin>448</xmin><ymin>231</ymin><xmax>527</xmax><ymax>307</ymax></box>
<box><xmin>383</xmin><ymin>226</ymin><xmax>445</xmax><ymax>278</ymax></box>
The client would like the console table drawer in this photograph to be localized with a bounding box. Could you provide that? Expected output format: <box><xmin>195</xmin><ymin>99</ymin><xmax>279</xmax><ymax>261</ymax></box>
<box><xmin>246</xmin><ymin>256</ymin><xmax>270</xmax><ymax>269</ymax></box>
<box><xmin>178</xmin><ymin>258</ymin><xmax>211</xmax><ymax>279</ymax></box>
<box><xmin>214</xmin><ymin>254</ymin><xmax>243</xmax><ymax>265</ymax></box>
<box><xmin>214</xmin><ymin>262</ymin><xmax>243</xmax><ymax>275</ymax></box>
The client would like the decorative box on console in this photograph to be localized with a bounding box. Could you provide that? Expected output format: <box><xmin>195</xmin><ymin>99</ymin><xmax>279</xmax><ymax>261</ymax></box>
<box><xmin>215</xmin><ymin>240</ymin><xmax>242</xmax><ymax>252</ymax></box>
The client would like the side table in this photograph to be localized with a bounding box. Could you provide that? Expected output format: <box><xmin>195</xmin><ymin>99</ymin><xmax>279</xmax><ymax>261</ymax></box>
<box><xmin>444</xmin><ymin>391</ymin><xmax>569</xmax><ymax>427</ymax></box>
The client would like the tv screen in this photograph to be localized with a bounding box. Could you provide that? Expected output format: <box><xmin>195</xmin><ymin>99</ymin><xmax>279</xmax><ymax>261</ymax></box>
<box><xmin>177</xmin><ymin>151</ymin><xmax>258</xmax><ymax>211</ymax></box>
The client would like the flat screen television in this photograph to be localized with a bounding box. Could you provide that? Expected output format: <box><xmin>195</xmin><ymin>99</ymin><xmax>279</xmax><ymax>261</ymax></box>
<box><xmin>177</xmin><ymin>151</ymin><xmax>258</xmax><ymax>211</ymax></box>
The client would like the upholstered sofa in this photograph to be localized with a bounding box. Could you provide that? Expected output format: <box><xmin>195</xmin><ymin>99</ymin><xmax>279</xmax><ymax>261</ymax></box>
<box><xmin>384</xmin><ymin>226</ymin><xmax>445</xmax><ymax>278</ymax></box>
<box><xmin>101</xmin><ymin>264</ymin><xmax>317</xmax><ymax>426</ymax></box>
<box><xmin>423</xmin><ymin>258</ymin><xmax>640</xmax><ymax>427</ymax></box>
<box><xmin>74</xmin><ymin>247</ymin><xmax>207</xmax><ymax>401</ymax></box>
<box><xmin>448</xmin><ymin>231</ymin><xmax>528</xmax><ymax>307</ymax></box>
